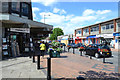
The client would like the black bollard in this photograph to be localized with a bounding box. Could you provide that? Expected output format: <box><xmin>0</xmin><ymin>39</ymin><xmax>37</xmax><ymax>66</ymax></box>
<box><xmin>29</xmin><ymin>52</ymin><xmax>32</xmax><ymax>58</ymax></box>
<box><xmin>33</xmin><ymin>54</ymin><xmax>35</xmax><ymax>63</ymax></box>
<box><xmin>47</xmin><ymin>57</ymin><xmax>51</xmax><ymax>80</ymax></box>
<box><xmin>90</xmin><ymin>55</ymin><xmax>92</xmax><ymax>59</ymax></box>
<box><xmin>37</xmin><ymin>55</ymin><xmax>40</xmax><ymax>69</ymax></box>
<box><xmin>68</xmin><ymin>48</ymin><xmax>69</xmax><ymax>52</ymax></box>
<box><xmin>103</xmin><ymin>55</ymin><xmax>105</xmax><ymax>63</ymax></box>
<box><xmin>73</xmin><ymin>47</ymin><xmax>75</xmax><ymax>54</ymax></box>
<box><xmin>80</xmin><ymin>51</ymin><xmax>82</xmax><ymax>56</ymax></box>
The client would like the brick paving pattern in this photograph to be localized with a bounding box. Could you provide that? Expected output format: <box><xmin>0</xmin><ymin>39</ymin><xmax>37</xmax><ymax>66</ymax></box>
<box><xmin>39</xmin><ymin>52</ymin><xmax>120</xmax><ymax>79</ymax></box>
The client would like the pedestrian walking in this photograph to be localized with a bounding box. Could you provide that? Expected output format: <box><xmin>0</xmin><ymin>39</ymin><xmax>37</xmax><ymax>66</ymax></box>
<box><xmin>45</xmin><ymin>42</ymin><xmax>49</xmax><ymax>54</ymax></box>
<box><xmin>40</xmin><ymin>41</ymin><xmax>46</xmax><ymax>58</ymax></box>
<box><xmin>34</xmin><ymin>41</ymin><xmax>40</xmax><ymax>55</ymax></box>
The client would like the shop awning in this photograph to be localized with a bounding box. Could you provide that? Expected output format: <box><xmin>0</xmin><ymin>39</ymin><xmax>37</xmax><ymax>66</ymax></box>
<box><xmin>75</xmin><ymin>36</ymin><xmax>86</xmax><ymax>39</ymax></box>
<box><xmin>1</xmin><ymin>14</ymin><xmax>53</xmax><ymax>29</ymax></box>
<box><xmin>2</xmin><ymin>23</ymin><xmax>29</xmax><ymax>28</ymax></box>
<box><xmin>86</xmin><ymin>35</ymin><xmax>98</xmax><ymax>39</ymax></box>
<box><xmin>113</xmin><ymin>33</ymin><xmax>120</xmax><ymax>36</ymax></box>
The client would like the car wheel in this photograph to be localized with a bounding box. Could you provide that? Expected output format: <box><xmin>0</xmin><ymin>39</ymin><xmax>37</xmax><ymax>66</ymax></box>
<box><xmin>95</xmin><ymin>53</ymin><xmax>100</xmax><ymax>58</ymax></box>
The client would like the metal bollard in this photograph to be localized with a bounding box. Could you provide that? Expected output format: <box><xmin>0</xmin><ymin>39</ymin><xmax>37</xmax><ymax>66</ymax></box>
<box><xmin>90</xmin><ymin>56</ymin><xmax>92</xmax><ymax>59</ymax></box>
<box><xmin>47</xmin><ymin>57</ymin><xmax>51</xmax><ymax>80</ymax></box>
<box><xmin>103</xmin><ymin>55</ymin><xmax>105</xmax><ymax>63</ymax></box>
<box><xmin>68</xmin><ymin>48</ymin><xmax>69</xmax><ymax>52</ymax></box>
<box><xmin>33</xmin><ymin>54</ymin><xmax>35</xmax><ymax>63</ymax></box>
<box><xmin>73</xmin><ymin>47</ymin><xmax>75</xmax><ymax>54</ymax></box>
<box><xmin>37</xmin><ymin>55</ymin><xmax>40</xmax><ymax>69</ymax></box>
<box><xmin>80</xmin><ymin>51</ymin><xmax>82</xmax><ymax>56</ymax></box>
<box><xmin>29</xmin><ymin>52</ymin><xmax>32</xmax><ymax>58</ymax></box>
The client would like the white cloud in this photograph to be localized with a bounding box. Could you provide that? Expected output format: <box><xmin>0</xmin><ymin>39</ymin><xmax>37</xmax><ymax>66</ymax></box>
<box><xmin>60</xmin><ymin>9</ymin><xmax>67</xmax><ymax>14</ymax></box>
<box><xmin>53</xmin><ymin>8</ymin><xmax>67</xmax><ymax>14</ymax></box>
<box><xmin>32</xmin><ymin>0</ymin><xmax>57</xmax><ymax>6</ymax></box>
<box><xmin>53</xmin><ymin>8</ymin><xmax>60</xmax><ymax>13</ymax></box>
<box><xmin>32</xmin><ymin>7</ymin><xmax>40</xmax><ymax>12</ymax></box>
<box><xmin>37</xmin><ymin>9</ymin><xmax>112</xmax><ymax>35</ymax></box>
<box><xmin>96</xmin><ymin>10</ymin><xmax>111</xmax><ymax>14</ymax></box>
<box><xmin>39</xmin><ymin>12</ymin><xmax>66</xmax><ymax>25</ymax></box>
<box><xmin>70</xmin><ymin>16</ymin><xmax>97</xmax><ymax>24</ymax></box>
<box><xmin>32</xmin><ymin>7</ymin><xmax>40</xmax><ymax>20</ymax></box>
<box><xmin>83</xmin><ymin>9</ymin><xmax>95</xmax><ymax>16</ymax></box>
<box><xmin>100</xmin><ymin>16</ymin><xmax>106</xmax><ymax>19</ymax></box>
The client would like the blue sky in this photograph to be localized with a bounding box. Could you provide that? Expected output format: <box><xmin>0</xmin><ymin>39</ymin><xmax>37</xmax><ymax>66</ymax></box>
<box><xmin>32</xmin><ymin>1</ymin><xmax>118</xmax><ymax>35</ymax></box>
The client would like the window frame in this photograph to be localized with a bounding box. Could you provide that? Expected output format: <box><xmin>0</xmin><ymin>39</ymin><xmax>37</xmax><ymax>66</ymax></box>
<box><xmin>106</xmin><ymin>24</ymin><xmax>110</xmax><ymax>29</ymax></box>
<box><xmin>21</xmin><ymin>2</ymin><xmax>29</xmax><ymax>16</ymax></box>
<box><xmin>11</xmin><ymin>2</ymin><xmax>20</xmax><ymax>14</ymax></box>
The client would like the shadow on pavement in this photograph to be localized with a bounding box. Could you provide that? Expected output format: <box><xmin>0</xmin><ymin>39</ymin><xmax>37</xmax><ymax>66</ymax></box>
<box><xmin>78</xmin><ymin>70</ymin><xmax>120</xmax><ymax>79</ymax></box>
<box><xmin>104</xmin><ymin>62</ymin><xmax>113</xmax><ymax>64</ymax></box>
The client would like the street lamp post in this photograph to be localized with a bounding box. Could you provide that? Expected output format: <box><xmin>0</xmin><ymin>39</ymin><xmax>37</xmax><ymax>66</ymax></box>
<box><xmin>44</xmin><ymin>14</ymin><xmax>50</xmax><ymax>24</ymax></box>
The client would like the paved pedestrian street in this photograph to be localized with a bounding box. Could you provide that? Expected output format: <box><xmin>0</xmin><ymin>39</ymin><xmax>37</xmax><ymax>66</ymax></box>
<box><xmin>40</xmin><ymin>52</ymin><xmax>120</xmax><ymax>79</ymax></box>
<box><xmin>0</xmin><ymin>57</ymin><xmax>47</xmax><ymax>79</ymax></box>
<box><xmin>0</xmin><ymin>52</ymin><xmax>120</xmax><ymax>80</ymax></box>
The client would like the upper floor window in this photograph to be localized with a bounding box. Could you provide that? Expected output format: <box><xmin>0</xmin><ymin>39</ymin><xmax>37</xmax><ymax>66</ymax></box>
<box><xmin>101</xmin><ymin>23</ymin><xmax>114</xmax><ymax>30</ymax></box>
<box><xmin>106</xmin><ymin>24</ymin><xmax>109</xmax><ymax>29</ymax></box>
<box><xmin>11</xmin><ymin>2</ymin><xmax>20</xmax><ymax>12</ymax></box>
<box><xmin>22</xmin><ymin>3</ymin><xmax>29</xmax><ymax>16</ymax></box>
<box><xmin>91</xmin><ymin>26</ymin><xmax>99</xmax><ymax>32</ymax></box>
<box><xmin>83</xmin><ymin>28</ymin><xmax>89</xmax><ymax>33</ymax></box>
<box><xmin>102</xmin><ymin>26</ymin><xmax>106</xmax><ymax>30</ymax></box>
<box><xmin>77</xmin><ymin>30</ymin><xmax>81</xmax><ymax>34</ymax></box>
<box><xmin>110</xmin><ymin>24</ymin><xmax>114</xmax><ymax>28</ymax></box>
<box><xmin>117</xmin><ymin>23</ymin><xmax>120</xmax><ymax>27</ymax></box>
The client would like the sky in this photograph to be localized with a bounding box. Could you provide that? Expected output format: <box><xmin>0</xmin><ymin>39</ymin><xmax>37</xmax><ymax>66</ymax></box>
<box><xmin>31</xmin><ymin>1</ymin><xmax>118</xmax><ymax>35</ymax></box>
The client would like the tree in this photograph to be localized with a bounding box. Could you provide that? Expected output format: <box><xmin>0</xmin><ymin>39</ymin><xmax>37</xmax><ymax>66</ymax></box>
<box><xmin>50</xmin><ymin>28</ymin><xmax>64</xmax><ymax>40</ymax></box>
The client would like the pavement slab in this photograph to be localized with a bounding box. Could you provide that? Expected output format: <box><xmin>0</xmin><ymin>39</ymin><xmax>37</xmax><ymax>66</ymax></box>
<box><xmin>1</xmin><ymin>57</ymin><xmax>46</xmax><ymax>79</ymax></box>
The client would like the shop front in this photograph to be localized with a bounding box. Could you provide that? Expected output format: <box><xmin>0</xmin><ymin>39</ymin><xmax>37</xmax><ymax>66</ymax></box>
<box><xmin>1</xmin><ymin>15</ymin><xmax>53</xmax><ymax>60</ymax></box>
<box><xmin>2</xmin><ymin>23</ymin><xmax>30</xmax><ymax>59</ymax></box>
<box><xmin>75</xmin><ymin>36</ymin><xmax>86</xmax><ymax>44</ymax></box>
<box><xmin>87</xmin><ymin>35</ymin><xmax>100</xmax><ymax>44</ymax></box>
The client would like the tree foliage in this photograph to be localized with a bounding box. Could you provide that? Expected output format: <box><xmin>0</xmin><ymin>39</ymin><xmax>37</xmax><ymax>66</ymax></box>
<box><xmin>49</xmin><ymin>28</ymin><xmax>64</xmax><ymax>40</ymax></box>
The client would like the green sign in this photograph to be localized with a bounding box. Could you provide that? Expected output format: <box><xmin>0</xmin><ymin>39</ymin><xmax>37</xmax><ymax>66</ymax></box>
<box><xmin>13</xmin><ymin>35</ymin><xmax>16</xmax><ymax>40</ymax></box>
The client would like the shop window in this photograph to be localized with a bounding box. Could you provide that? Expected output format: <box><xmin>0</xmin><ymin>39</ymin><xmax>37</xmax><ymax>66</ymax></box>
<box><xmin>21</xmin><ymin>3</ymin><xmax>29</xmax><ymax>16</ymax></box>
<box><xmin>11</xmin><ymin>2</ymin><xmax>20</xmax><ymax>12</ymax></box>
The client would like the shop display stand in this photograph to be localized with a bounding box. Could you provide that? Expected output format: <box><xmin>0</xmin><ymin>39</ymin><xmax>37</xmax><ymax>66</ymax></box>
<box><xmin>2</xmin><ymin>38</ymin><xmax>9</xmax><ymax>60</ymax></box>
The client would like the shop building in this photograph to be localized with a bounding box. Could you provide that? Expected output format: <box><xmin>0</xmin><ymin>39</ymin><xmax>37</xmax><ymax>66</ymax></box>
<box><xmin>57</xmin><ymin>35</ymin><xmax>69</xmax><ymax>45</ymax></box>
<box><xmin>57</xmin><ymin>34</ymin><xmax>75</xmax><ymax>45</ymax></box>
<box><xmin>0</xmin><ymin>1</ymin><xmax>53</xmax><ymax>60</ymax></box>
<box><xmin>75</xmin><ymin>17</ymin><xmax>120</xmax><ymax>49</ymax></box>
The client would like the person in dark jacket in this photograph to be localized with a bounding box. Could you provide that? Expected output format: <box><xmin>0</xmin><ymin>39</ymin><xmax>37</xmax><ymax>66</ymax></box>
<box><xmin>45</xmin><ymin>42</ymin><xmax>49</xmax><ymax>54</ymax></box>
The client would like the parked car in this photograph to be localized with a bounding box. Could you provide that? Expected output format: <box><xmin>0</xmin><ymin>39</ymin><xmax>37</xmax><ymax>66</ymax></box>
<box><xmin>85</xmin><ymin>44</ymin><xmax>112</xmax><ymax>58</ymax></box>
